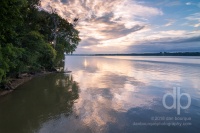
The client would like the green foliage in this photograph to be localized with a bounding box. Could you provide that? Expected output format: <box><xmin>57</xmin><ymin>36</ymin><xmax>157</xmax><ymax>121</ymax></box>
<box><xmin>0</xmin><ymin>0</ymin><xmax>25</xmax><ymax>44</ymax></box>
<box><xmin>54</xmin><ymin>42</ymin><xmax>65</xmax><ymax>66</ymax></box>
<box><xmin>21</xmin><ymin>31</ymin><xmax>44</xmax><ymax>70</ymax></box>
<box><xmin>20</xmin><ymin>31</ymin><xmax>57</xmax><ymax>71</ymax></box>
<box><xmin>39</xmin><ymin>43</ymin><xmax>57</xmax><ymax>69</ymax></box>
<box><xmin>0</xmin><ymin>0</ymin><xmax>80</xmax><ymax>84</ymax></box>
<box><xmin>0</xmin><ymin>43</ymin><xmax>24</xmax><ymax>81</ymax></box>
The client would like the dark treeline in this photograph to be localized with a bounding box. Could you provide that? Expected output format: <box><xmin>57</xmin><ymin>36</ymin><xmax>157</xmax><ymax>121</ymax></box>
<box><xmin>0</xmin><ymin>0</ymin><xmax>81</xmax><ymax>85</ymax></box>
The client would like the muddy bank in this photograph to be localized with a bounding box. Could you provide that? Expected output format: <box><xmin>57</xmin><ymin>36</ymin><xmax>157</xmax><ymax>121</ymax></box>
<box><xmin>0</xmin><ymin>71</ymin><xmax>54</xmax><ymax>97</ymax></box>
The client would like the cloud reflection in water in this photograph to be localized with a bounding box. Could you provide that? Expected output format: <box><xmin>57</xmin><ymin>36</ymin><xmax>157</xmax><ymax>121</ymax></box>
<box><xmin>64</xmin><ymin>56</ymin><xmax>200</xmax><ymax>132</ymax></box>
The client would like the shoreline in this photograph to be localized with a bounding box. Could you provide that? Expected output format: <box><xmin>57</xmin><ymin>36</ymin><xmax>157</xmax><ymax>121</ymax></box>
<box><xmin>0</xmin><ymin>71</ymin><xmax>55</xmax><ymax>97</ymax></box>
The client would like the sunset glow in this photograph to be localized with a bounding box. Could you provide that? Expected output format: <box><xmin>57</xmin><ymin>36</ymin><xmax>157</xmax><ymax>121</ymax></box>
<box><xmin>41</xmin><ymin>0</ymin><xmax>200</xmax><ymax>53</ymax></box>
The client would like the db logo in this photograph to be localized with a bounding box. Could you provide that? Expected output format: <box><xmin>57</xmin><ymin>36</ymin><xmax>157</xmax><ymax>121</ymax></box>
<box><xmin>162</xmin><ymin>87</ymin><xmax>191</xmax><ymax>115</ymax></box>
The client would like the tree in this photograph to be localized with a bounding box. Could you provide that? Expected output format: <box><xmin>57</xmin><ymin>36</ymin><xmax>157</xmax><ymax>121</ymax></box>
<box><xmin>0</xmin><ymin>0</ymin><xmax>26</xmax><ymax>82</ymax></box>
<box><xmin>0</xmin><ymin>0</ymin><xmax>81</xmax><ymax>85</ymax></box>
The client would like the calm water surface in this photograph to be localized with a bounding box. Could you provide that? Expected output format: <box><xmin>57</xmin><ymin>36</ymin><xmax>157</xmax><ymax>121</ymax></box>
<box><xmin>0</xmin><ymin>56</ymin><xmax>200</xmax><ymax>133</ymax></box>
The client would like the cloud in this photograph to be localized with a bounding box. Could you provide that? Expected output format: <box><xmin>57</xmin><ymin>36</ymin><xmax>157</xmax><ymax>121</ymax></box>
<box><xmin>194</xmin><ymin>23</ymin><xmax>200</xmax><ymax>27</ymax></box>
<box><xmin>126</xmin><ymin>36</ymin><xmax>200</xmax><ymax>53</ymax></box>
<box><xmin>164</xmin><ymin>19</ymin><xmax>175</xmax><ymax>26</ymax></box>
<box><xmin>133</xmin><ymin>29</ymin><xmax>200</xmax><ymax>44</ymax></box>
<box><xmin>159</xmin><ymin>30</ymin><xmax>186</xmax><ymax>36</ymax></box>
<box><xmin>148</xmin><ymin>35</ymin><xmax>200</xmax><ymax>44</ymax></box>
<box><xmin>186</xmin><ymin>13</ymin><xmax>200</xmax><ymax>21</ymax></box>
<box><xmin>123</xmin><ymin>29</ymin><xmax>200</xmax><ymax>53</ymax></box>
<box><xmin>41</xmin><ymin>0</ymin><xmax>162</xmax><ymax>49</ymax></box>
<box><xmin>99</xmin><ymin>24</ymin><xmax>145</xmax><ymax>39</ymax></box>
<box><xmin>166</xmin><ymin>1</ymin><xmax>181</xmax><ymax>6</ymax></box>
<box><xmin>155</xmin><ymin>0</ymin><xmax>181</xmax><ymax>7</ymax></box>
<box><xmin>80</xmin><ymin>38</ymin><xmax>100</xmax><ymax>47</ymax></box>
<box><xmin>186</xmin><ymin>2</ymin><xmax>192</xmax><ymax>5</ymax></box>
<box><xmin>40</xmin><ymin>0</ymin><xmax>200</xmax><ymax>53</ymax></box>
<box><xmin>173</xmin><ymin>36</ymin><xmax>200</xmax><ymax>43</ymax></box>
<box><xmin>185</xmin><ymin>13</ymin><xmax>200</xmax><ymax>27</ymax></box>
<box><xmin>185</xmin><ymin>2</ymin><xmax>200</xmax><ymax>7</ymax></box>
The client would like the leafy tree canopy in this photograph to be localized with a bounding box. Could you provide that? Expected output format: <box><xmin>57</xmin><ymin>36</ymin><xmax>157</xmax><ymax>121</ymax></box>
<box><xmin>0</xmin><ymin>0</ymin><xmax>81</xmax><ymax>85</ymax></box>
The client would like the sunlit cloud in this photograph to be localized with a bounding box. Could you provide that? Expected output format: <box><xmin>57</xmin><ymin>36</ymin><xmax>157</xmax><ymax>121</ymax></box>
<box><xmin>185</xmin><ymin>1</ymin><xmax>200</xmax><ymax>8</ymax></box>
<box><xmin>186</xmin><ymin>2</ymin><xmax>192</xmax><ymax>5</ymax></box>
<box><xmin>186</xmin><ymin>13</ymin><xmax>200</xmax><ymax>21</ymax></box>
<box><xmin>41</xmin><ymin>0</ymin><xmax>200</xmax><ymax>53</ymax></box>
<box><xmin>185</xmin><ymin>13</ymin><xmax>200</xmax><ymax>27</ymax></box>
<box><xmin>164</xmin><ymin>19</ymin><xmax>175</xmax><ymax>27</ymax></box>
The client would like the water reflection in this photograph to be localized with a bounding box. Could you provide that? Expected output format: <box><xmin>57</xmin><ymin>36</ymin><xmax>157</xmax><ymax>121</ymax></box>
<box><xmin>0</xmin><ymin>74</ymin><xmax>79</xmax><ymax>133</ymax></box>
<box><xmin>84</xmin><ymin>58</ymin><xmax>88</xmax><ymax>68</ymax></box>
<box><xmin>65</xmin><ymin>56</ymin><xmax>200</xmax><ymax>133</ymax></box>
<box><xmin>0</xmin><ymin>56</ymin><xmax>200</xmax><ymax>133</ymax></box>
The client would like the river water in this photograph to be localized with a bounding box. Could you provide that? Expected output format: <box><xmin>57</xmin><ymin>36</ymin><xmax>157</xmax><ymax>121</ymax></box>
<box><xmin>0</xmin><ymin>56</ymin><xmax>200</xmax><ymax>133</ymax></box>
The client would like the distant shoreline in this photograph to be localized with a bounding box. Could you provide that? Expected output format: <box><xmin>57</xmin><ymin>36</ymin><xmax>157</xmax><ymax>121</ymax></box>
<box><xmin>68</xmin><ymin>52</ymin><xmax>200</xmax><ymax>56</ymax></box>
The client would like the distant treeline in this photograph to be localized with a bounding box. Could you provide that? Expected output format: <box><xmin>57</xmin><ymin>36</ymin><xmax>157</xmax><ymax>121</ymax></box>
<box><xmin>0</xmin><ymin>0</ymin><xmax>80</xmax><ymax>84</ymax></box>
<box><xmin>73</xmin><ymin>52</ymin><xmax>200</xmax><ymax>56</ymax></box>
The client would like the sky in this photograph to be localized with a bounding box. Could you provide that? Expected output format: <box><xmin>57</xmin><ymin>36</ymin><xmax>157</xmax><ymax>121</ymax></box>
<box><xmin>41</xmin><ymin>0</ymin><xmax>200</xmax><ymax>54</ymax></box>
